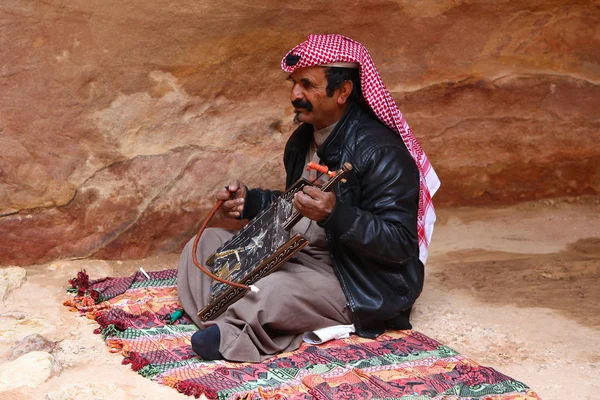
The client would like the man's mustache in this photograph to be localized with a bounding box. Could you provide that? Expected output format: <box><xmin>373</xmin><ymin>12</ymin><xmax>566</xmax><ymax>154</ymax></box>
<box><xmin>291</xmin><ymin>99</ymin><xmax>313</xmax><ymax>111</ymax></box>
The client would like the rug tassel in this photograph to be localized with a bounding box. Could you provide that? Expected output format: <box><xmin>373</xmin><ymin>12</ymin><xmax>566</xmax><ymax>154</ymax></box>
<box><xmin>122</xmin><ymin>352</ymin><xmax>151</xmax><ymax>372</ymax></box>
<box><xmin>175</xmin><ymin>381</ymin><xmax>218</xmax><ymax>399</ymax></box>
<box><xmin>96</xmin><ymin>315</ymin><xmax>128</xmax><ymax>331</ymax></box>
<box><xmin>106</xmin><ymin>338</ymin><xmax>124</xmax><ymax>353</ymax></box>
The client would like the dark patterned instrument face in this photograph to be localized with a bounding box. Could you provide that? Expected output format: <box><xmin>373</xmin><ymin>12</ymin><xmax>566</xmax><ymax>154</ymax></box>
<box><xmin>208</xmin><ymin>196</ymin><xmax>295</xmax><ymax>300</ymax></box>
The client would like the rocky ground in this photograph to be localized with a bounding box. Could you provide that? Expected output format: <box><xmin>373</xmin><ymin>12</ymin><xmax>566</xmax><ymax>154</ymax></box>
<box><xmin>1</xmin><ymin>196</ymin><xmax>598</xmax><ymax>400</ymax></box>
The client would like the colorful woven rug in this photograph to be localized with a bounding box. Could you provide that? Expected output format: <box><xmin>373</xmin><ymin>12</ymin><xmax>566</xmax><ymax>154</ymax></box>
<box><xmin>65</xmin><ymin>269</ymin><xmax>541</xmax><ymax>400</ymax></box>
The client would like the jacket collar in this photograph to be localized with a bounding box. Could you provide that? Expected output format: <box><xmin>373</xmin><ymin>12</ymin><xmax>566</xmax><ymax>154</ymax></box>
<box><xmin>316</xmin><ymin>102</ymin><xmax>362</xmax><ymax>168</ymax></box>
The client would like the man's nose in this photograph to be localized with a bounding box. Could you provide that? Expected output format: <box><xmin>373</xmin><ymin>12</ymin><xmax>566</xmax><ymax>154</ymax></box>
<box><xmin>290</xmin><ymin>83</ymin><xmax>303</xmax><ymax>101</ymax></box>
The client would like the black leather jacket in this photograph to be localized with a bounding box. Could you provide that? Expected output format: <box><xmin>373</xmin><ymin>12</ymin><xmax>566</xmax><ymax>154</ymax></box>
<box><xmin>242</xmin><ymin>102</ymin><xmax>423</xmax><ymax>338</ymax></box>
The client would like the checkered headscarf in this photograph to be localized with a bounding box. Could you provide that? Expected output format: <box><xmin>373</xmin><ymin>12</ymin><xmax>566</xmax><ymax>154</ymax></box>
<box><xmin>282</xmin><ymin>34</ymin><xmax>440</xmax><ymax>264</ymax></box>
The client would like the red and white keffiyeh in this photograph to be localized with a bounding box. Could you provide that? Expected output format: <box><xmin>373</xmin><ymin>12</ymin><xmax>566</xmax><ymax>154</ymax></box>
<box><xmin>282</xmin><ymin>34</ymin><xmax>440</xmax><ymax>264</ymax></box>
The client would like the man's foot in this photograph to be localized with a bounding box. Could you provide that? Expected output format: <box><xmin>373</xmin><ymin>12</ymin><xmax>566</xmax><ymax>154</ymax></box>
<box><xmin>190</xmin><ymin>325</ymin><xmax>224</xmax><ymax>360</ymax></box>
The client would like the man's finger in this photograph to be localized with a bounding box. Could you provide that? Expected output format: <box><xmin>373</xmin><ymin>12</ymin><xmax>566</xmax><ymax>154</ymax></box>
<box><xmin>294</xmin><ymin>191</ymin><xmax>317</xmax><ymax>207</ymax></box>
<box><xmin>223</xmin><ymin>198</ymin><xmax>244</xmax><ymax>210</ymax></box>
<box><xmin>303</xmin><ymin>185</ymin><xmax>328</xmax><ymax>201</ymax></box>
<box><xmin>227</xmin><ymin>180</ymin><xmax>240</xmax><ymax>193</ymax></box>
<box><xmin>216</xmin><ymin>188</ymin><xmax>231</xmax><ymax>201</ymax></box>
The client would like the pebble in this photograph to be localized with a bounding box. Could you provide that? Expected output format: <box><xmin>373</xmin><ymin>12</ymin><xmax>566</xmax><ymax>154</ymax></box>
<box><xmin>9</xmin><ymin>333</ymin><xmax>56</xmax><ymax>361</ymax></box>
<box><xmin>0</xmin><ymin>351</ymin><xmax>62</xmax><ymax>392</ymax></box>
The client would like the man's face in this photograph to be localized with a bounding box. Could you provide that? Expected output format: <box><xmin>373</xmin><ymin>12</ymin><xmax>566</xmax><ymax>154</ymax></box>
<box><xmin>288</xmin><ymin>67</ymin><xmax>342</xmax><ymax>130</ymax></box>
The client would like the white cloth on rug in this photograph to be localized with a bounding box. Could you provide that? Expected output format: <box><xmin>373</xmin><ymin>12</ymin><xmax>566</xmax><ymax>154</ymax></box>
<box><xmin>302</xmin><ymin>324</ymin><xmax>355</xmax><ymax>344</ymax></box>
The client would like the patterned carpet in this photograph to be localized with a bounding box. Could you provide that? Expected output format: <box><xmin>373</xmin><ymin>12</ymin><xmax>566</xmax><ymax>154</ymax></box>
<box><xmin>64</xmin><ymin>269</ymin><xmax>541</xmax><ymax>400</ymax></box>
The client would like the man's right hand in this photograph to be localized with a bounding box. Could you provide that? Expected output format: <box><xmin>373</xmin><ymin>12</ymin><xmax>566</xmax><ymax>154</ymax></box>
<box><xmin>217</xmin><ymin>180</ymin><xmax>247</xmax><ymax>219</ymax></box>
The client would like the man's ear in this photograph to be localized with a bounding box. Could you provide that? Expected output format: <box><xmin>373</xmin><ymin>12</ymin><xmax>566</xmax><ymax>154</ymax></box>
<box><xmin>336</xmin><ymin>80</ymin><xmax>353</xmax><ymax>105</ymax></box>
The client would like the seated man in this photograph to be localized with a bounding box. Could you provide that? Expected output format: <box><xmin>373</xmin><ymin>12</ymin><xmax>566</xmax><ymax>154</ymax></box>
<box><xmin>177</xmin><ymin>34</ymin><xmax>440</xmax><ymax>362</ymax></box>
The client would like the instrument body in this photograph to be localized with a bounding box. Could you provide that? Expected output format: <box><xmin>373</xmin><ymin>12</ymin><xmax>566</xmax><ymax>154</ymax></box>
<box><xmin>198</xmin><ymin>163</ymin><xmax>353</xmax><ymax>322</ymax></box>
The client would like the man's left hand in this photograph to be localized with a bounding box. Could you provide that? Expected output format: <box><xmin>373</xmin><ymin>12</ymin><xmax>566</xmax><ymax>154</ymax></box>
<box><xmin>292</xmin><ymin>186</ymin><xmax>336</xmax><ymax>222</ymax></box>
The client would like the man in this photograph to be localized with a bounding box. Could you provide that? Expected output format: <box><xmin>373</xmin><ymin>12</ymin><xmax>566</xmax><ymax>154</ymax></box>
<box><xmin>177</xmin><ymin>34</ymin><xmax>440</xmax><ymax>362</ymax></box>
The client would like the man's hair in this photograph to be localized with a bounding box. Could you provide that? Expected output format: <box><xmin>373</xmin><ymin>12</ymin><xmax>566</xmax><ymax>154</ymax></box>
<box><xmin>324</xmin><ymin>67</ymin><xmax>363</xmax><ymax>103</ymax></box>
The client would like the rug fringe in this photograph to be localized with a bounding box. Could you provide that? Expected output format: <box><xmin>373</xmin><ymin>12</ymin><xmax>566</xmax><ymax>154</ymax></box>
<box><xmin>106</xmin><ymin>337</ymin><xmax>124</xmax><ymax>353</ymax></box>
<box><xmin>96</xmin><ymin>314</ymin><xmax>128</xmax><ymax>331</ymax></box>
<box><xmin>175</xmin><ymin>381</ymin><xmax>218</xmax><ymax>399</ymax></box>
<box><xmin>67</xmin><ymin>269</ymin><xmax>101</xmax><ymax>303</ymax></box>
<box><xmin>122</xmin><ymin>351</ymin><xmax>151</xmax><ymax>372</ymax></box>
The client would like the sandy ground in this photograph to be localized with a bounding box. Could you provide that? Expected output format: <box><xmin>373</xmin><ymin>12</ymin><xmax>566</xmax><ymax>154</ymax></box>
<box><xmin>1</xmin><ymin>196</ymin><xmax>598</xmax><ymax>400</ymax></box>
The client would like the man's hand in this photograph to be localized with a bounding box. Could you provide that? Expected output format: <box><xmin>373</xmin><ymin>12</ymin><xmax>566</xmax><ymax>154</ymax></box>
<box><xmin>217</xmin><ymin>180</ymin><xmax>246</xmax><ymax>219</ymax></box>
<box><xmin>292</xmin><ymin>186</ymin><xmax>336</xmax><ymax>222</ymax></box>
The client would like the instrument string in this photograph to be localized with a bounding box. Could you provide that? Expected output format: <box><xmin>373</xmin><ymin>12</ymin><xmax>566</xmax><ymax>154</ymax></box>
<box><xmin>309</xmin><ymin>171</ymin><xmax>326</xmax><ymax>186</ymax></box>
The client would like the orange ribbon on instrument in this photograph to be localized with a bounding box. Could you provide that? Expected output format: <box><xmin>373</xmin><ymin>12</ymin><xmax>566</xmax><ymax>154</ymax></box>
<box><xmin>306</xmin><ymin>162</ymin><xmax>337</xmax><ymax>177</ymax></box>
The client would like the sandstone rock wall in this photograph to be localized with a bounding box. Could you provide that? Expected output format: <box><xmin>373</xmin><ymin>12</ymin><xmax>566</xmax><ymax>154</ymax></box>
<box><xmin>1</xmin><ymin>0</ymin><xmax>598</xmax><ymax>265</ymax></box>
